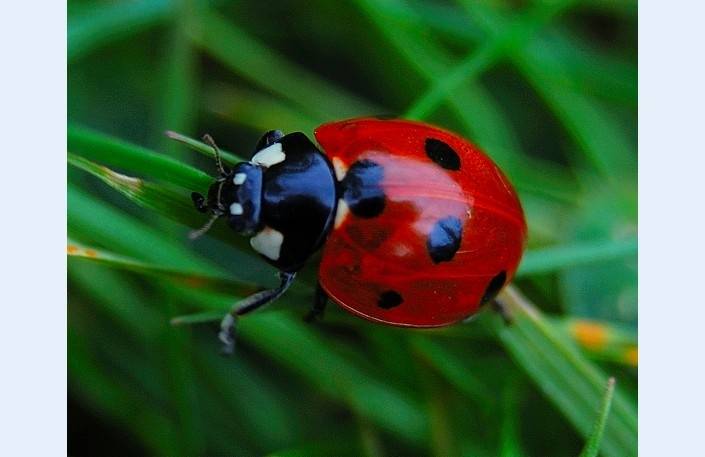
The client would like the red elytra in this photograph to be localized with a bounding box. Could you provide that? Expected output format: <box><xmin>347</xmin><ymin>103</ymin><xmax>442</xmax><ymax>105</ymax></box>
<box><xmin>315</xmin><ymin>118</ymin><xmax>527</xmax><ymax>327</ymax></box>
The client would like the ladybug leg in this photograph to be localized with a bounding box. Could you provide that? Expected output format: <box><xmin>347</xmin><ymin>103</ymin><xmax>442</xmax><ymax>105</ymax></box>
<box><xmin>218</xmin><ymin>271</ymin><xmax>296</xmax><ymax>354</ymax></box>
<box><xmin>491</xmin><ymin>298</ymin><xmax>513</xmax><ymax>325</ymax></box>
<box><xmin>304</xmin><ymin>283</ymin><xmax>328</xmax><ymax>323</ymax></box>
<box><xmin>252</xmin><ymin>129</ymin><xmax>284</xmax><ymax>155</ymax></box>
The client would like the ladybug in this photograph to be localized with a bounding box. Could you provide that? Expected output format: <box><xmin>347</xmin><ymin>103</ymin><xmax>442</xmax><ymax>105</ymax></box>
<box><xmin>189</xmin><ymin>118</ymin><xmax>527</xmax><ymax>352</ymax></box>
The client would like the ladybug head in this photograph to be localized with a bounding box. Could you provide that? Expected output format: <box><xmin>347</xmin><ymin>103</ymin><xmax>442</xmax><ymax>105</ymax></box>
<box><xmin>189</xmin><ymin>138</ymin><xmax>264</xmax><ymax>240</ymax></box>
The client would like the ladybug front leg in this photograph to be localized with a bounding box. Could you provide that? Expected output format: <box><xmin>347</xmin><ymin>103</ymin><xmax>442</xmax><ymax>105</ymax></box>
<box><xmin>303</xmin><ymin>283</ymin><xmax>328</xmax><ymax>323</ymax></box>
<box><xmin>219</xmin><ymin>271</ymin><xmax>296</xmax><ymax>354</ymax></box>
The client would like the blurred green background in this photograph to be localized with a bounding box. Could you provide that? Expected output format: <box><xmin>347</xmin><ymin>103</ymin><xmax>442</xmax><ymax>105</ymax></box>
<box><xmin>68</xmin><ymin>1</ymin><xmax>637</xmax><ymax>456</ymax></box>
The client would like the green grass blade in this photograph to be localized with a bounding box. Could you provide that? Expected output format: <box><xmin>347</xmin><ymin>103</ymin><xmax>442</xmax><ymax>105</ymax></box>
<box><xmin>68</xmin><ymin>154</ymin><xmax>257</xmax><ymax>255</ymax></box>
<box><xmin>354</xmin><ymin>0</ymin><xmax>578</xmax><ymax>205</ymax></box>
<box><xmin>68</xmin><ymin>152</ymin><xmax>195</xmax><ymax>218</ymax></box>
<box><xmin>354</xmin><ymin>0</ymin><xmax>521</xmax><ymax>153</ymax></box>
<box><xmin>69</xmin><ymin>0</ymin><xmax>173</xmax><ymax>61</ymax></box>
<box><xmin>499</xmin><ymin>379</ymin><xmax>524</xmax><ymax>457</ymax></box>
<box><xmin>580</xmin><ymin>378</ymin><xmax>617</xmax><ymax>457</ymax></box>
<box><xmin>459</xmin><ymin>2</ymin><xmax>636</xmax><ymax>180</ymax></box>
<box><xmin>156</xmin><ymin>0</ymin><xmax>199</xmax><ymax>160</ymax></box>
<box><xmin>69</xmin><ymin>329</ymin><xmax>179</xmax><ymax>455</ymax></box>
<box><xmin>70</xmin><ymin>188</ymin><xmax>427</xmax><ymax>445</ymax></box>
<box><xmin>68</xmin><ymin>124</ymin><xmax>212</xmax><ymax>189</ymax></box>
<box><xmin>240</xmin><ymin>312</ymin><xmax>428</xmax><ymax>445</ymax></box>
<box><xmin>553</xmin><ymin>318</ymin><xmax>637</xmax><ymax>367</ymax></box>
<box><xmin>409</xmin><ymin>5</ymin><xmax>635</xmax><ymax>107</ymax></box>
<box><xmin>165</xmin><ymin>130</ymin><xmax>244</xmax><ymax>163</ymax></box>
<box><xmin>488</xmin><ymin>286</ymin><xmax>636</xmax><ymax>457</ymax></box>
<box><xmin>411</xmin><ymin>337</ymin><xmax>493</xmax><ymax>403</ymax></box>
<box><xmin>170</xmin><ymin>309</ymin><xmax>226</xmax><ymax>325</ymax></box>
<box><xmin>517</xmin><ymin>237</ymin><xmax>638</xmax><ymax>277</ymax></box>
<box><xmin>203</xmin><ymin>84</ymin><xmax>322</xmax><ymax>137</ymax></box>
<box><xmin>405</xmin><ymin>0</ymin><xmax>575</xmax><ymax>120</ymax></box>
<box><xmin>189</xmin><ymin>9</ymin><xmax>379</xmax><ymax>120</ymax></box>
<box><xmin>68</xmin><ymin>239</ymin><xmax>256</xmax><ymax>295</ymax></box>
<box><xmin>68</xmin><ymin>184</ymin><xmax>218</xmax><ymax>273</ymax></box>
<box><xmin>265</xmin><ymin>441</ymin><xmax>363</xmax><ymax>457</ymax></box>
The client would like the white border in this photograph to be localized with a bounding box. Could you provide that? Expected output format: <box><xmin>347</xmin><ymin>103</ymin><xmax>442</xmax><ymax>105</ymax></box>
<box><xmin>0</xmin><ymin>2</ymin><xmax>67</xmax><ymax>455</ymax></box>
<box><xmin>640</xmin><ymin>2</ymin><xmax>705</xmax><ymax>455</ymax></box>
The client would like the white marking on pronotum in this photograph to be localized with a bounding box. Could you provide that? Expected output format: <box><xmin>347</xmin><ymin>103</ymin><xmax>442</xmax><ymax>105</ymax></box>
<box><xmin>233</xmin><ymin>173</ymin><xmax>247</xmax><ymax>185</ymax></box>
<box><xmin>334</xmin><ymin>199</ymin><xmax>350</xmax><ymax>229</ymax></box>
<box><xmin>250</xmin><ymin>226</ymin><xmax>284</xmax><ymax>261</ymax></box>
<box><xmin>332</xmin><ymin>157</ymin><xmax>348</xmax><ymax>181</ymax></box>
<box><xmin>251</xmin><ymin>142</ymin><xmax>285</xmax><ymax>168</ymax></box>
<box><xmin>229</xmin><ymin>202</ymin><xmax>244</xmax><ymax>215</ymax></box>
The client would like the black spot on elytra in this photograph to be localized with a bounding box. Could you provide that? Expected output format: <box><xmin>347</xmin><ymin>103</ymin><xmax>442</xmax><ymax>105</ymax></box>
<box><xmin>425</xmin><ymin>138</ymin><xmax>461</xmax><ymax>171</ymax></box>
<box><xmin>341</xmin><ymin>160</ymin><xmax>386</xmax><ymax>218</ymax></box>
<box><xmin>378</xmin><ymin>290</ymin><xmax>403</xmax><ymax>309</ymax></box>
<box><xmin>481</xmin><ymin>271</ymin><xmax>507</xmax><ymax>305</ymax></box>
<box><xmin>427</xmin><ymin>216</ymin><xmax>463</xmax><ymax>263</ymax></box>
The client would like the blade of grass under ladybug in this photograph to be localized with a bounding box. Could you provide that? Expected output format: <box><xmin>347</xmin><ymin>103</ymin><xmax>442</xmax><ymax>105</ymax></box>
<box><xmin>68</xmin><ymin>184</ymin><xmax>220</xmax><ymax>273</ymax></box>
<box><xmin>68</xmin><ymin>124</ymin><xmax>211</xmax><ymax>190</ymax></box>
<box><xmin>68</xmin><ymin>183</ymin><xmax>275</xmax><ymax>289</ymax></box>
<box><xmin>404</xmin><ymin>0</ymin><xmax>575</xmax><ymax>120</ymax></box>
<box><xmin>68</xmin><ymin>156</ymin><xmax>261</xmax><ymax>257</ymax></box>
<box><xmin>190</xmin><ymin>9</ymin><xmax>380</xmax><ymax>121</ymax></box>
<box><xmin>579</xmin><ymin>378</ymin><xmax>617</xmax><ymax>457</ymax></box>
<box><xmin>489</xmin><ymin>286</ymin><xmax>637</xmax><ymax>457</ymax></box>
<box><xmin>516</xmin><ymin>237</ymin><xmax>638</xmax><ymax>277</ymax></box>
<box><xmin>68</xmin><ymin>152</ymin><xmax>194</xmax><ymax>217</ymax></box>
<box><xmin>68</xmin><ymin>240</ymin><xmax>257</xmax><ymax>296</ymax></box>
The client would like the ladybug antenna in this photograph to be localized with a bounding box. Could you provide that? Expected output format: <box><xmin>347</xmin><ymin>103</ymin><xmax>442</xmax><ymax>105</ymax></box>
<box><xmin>189</xmin><ymin>213</ymin><xmax>221</xmax><ymax>240</ymax></box>
<box><xmin>202</xmin><ymin>133</ymin><xmax>227</xmax><ymax>176</ymax></box>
